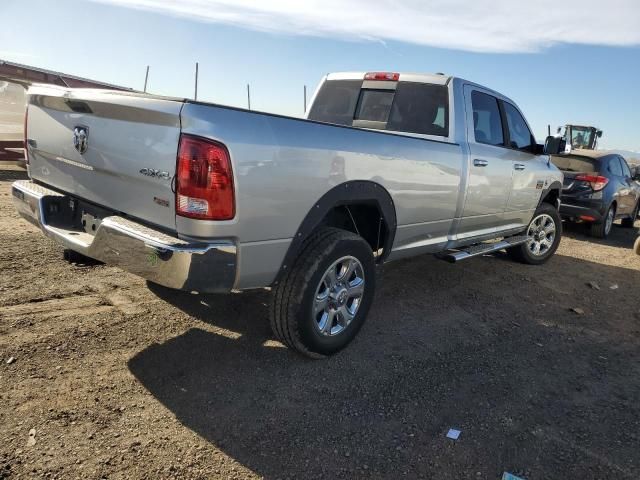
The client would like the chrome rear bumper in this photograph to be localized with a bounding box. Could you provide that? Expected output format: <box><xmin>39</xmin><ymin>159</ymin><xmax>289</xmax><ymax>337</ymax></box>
<box><xmin>11</xmin><ymin>180</ymin><xmax>237</xmax><ymax>293</ymax></box>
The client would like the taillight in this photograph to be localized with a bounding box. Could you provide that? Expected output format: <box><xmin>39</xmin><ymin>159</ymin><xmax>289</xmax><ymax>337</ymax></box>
<box><xmin>575</xmin><ymin>174</ymin><xmax>609</xmax><ymax>192</ymax></box>
<box><xmin>23</xmin><ymin>105</ymin><xmax>29</xmax><ymax>165</ymax></box>
<box><xmin>176</xmin><ymin>134</ymin><xmax>235</xmax><ymax>220</ymax></box>
<box><xmin>364</xmin><ymin>72</ymin><xmax>400</xmax><ymax>81</ymax></box>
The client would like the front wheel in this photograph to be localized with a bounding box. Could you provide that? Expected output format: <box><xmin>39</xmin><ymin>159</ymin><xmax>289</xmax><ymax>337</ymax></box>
<box><xmin>508</xmin><ymin>203</ymin><xmax>562</xmax><ymax>265</ymax></box>
<box><xmin>270</xmin><ymin>227</ymin><xmax>376</xmax><ymax>358</ymax></box>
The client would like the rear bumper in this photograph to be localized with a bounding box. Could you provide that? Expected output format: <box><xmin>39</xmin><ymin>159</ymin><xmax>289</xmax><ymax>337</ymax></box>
<box><xmin>559</xmin><ymin>201</ymin><xmax>605</xmax><ymax>223</ymax></box>
<box><xmin>11</xmin><ymin>180</ymin><xmax>237</xmax><ymax>293</ymax></box>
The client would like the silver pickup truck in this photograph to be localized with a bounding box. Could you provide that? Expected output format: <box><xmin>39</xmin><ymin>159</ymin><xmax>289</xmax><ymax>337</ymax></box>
<box><xmin>13</xmin><ymin>71</ymin><xmax>564</xmax><ymax>357</ymax></box>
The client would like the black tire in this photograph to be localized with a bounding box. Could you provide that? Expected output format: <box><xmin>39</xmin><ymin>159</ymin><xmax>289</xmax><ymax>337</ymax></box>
<box><xmin>508</xmin><ymin>202</ymin><xmax>562</xmax><ymax>265</ymax></box>
<box><xmin>270</xmin><ymin>227</ymin><xmax>376</xmax><ymax>358</ymax></box>
<box><xmin>63</xmin><ymin>249</ymin><xmax>90</xmax><ymax>264</ymax></box>
<box><xmin>62</xmin><ymin>249</ymin><xmax>102</xmax><ymax>266</ymax></box>
<box><xmin>621</xmin><ymin>202</ymin><xmax>639</xmax><ymax>228</ymax></box>
<box><xmin>590</xmin><ymin>204</ymin><xmax>615</xmax><ymax>238</ymax></box>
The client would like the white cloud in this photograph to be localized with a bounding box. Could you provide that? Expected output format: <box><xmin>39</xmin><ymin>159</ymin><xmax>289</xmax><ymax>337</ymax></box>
<box><xmin>90</xmin><ymin>0</ymin><xmax>640</xmax><ymax>53</ymax></box>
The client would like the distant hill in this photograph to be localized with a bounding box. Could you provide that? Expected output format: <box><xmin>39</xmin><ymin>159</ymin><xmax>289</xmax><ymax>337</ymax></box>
<box><xmin>611</xmin><ymin>150</ymin><xmax>640</xmax><ymax>165</ymax></box>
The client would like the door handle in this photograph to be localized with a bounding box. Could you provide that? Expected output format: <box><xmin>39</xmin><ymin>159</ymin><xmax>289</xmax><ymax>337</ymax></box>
<box><xmin>473</xmin><ymin>159</ymin><xmax>488</xmax><ymax>167</ymax></box>
<box><xmin>514</xmin><ymin>163</ymin><xmax>526</xmax><ymax>171</ymax></box>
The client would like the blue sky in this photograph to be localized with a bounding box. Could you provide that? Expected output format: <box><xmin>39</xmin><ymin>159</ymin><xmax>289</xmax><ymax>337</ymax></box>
<box><xmin>1</xmin><ymin>0</ymin><xmax>639</xmax><ymax>151</ymax></box>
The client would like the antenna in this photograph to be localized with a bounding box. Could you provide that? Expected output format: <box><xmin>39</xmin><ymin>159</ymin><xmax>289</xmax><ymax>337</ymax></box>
<box><xmin>247</xmin><ymin>83</ymin><xmax>251</xmax><ymax>110</ymax></box>
<box><xmin>194</xmin><ymin>62</ymin><xmax>199</xmax><ymax>101</ymax></box>
<box><xmin>143</xmin><ymin>65</ymin><xmax>149</xmax><ymax>93</ymax></box>
<box><xmin>303</xmin><ymin>85</ymin><xmax>307</xmax><ymax>113</ymax></box>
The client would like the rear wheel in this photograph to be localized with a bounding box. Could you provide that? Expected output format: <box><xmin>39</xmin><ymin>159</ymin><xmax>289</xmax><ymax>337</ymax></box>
<box><xmin>621</xmin><ymin>202</ymin><xmax>639</xmax><ymax>228</ymax></box>
<box><xmin>591</xmin><ymin>204</ymin><xmax>615</xmax><ymax>238</ymax></box>
<box><xmin>270</xmin><ymin>227</ymin><xmax>376</xmax><ymax>358</ymax></box>
<box><xmin>508</xmin><ymin>203</ymin><xmax>562</xmax><ymax>265</ymax></box>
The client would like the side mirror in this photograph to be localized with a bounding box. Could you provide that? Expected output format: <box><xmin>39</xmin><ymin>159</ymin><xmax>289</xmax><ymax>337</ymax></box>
<box><xmin>543</xmin><ymin>135</ymin><xmax>569</xmax><ymax>155</ymax></box>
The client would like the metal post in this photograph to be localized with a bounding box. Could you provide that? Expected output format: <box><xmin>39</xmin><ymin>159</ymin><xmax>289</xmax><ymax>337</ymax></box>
<box><xmin>304</xmin><ymin>85</ymin><xmax>307</xmax><ymax>113</ymax></box>
<box><xmin>247</xmin><ymin>84</ymin><xmax>251</xmax><ymax>110</ymax></box>
<box><xmin>143</xmin><ymin>66</ymin><xmax>149</xmax><ymax>93</ymax></box>
<box><xmin>547</xmin><ymin>124</ymin><xmax>551</xmax><ymax>136</ymax></box>
<box><xmin>194</xmin><ymin>62</ymin><xmax>199</xmax><ymax>101</ymax></box>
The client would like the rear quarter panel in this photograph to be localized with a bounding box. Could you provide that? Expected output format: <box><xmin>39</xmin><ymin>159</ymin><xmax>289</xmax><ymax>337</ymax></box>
<box><xmin>179</xmin><ymin>103</ymin><xmax>464</xmax><ymax>288</ymax></box>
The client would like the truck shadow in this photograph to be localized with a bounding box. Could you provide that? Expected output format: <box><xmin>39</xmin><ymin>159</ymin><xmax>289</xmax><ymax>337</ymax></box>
<box><xmin>561</xmin><ymin>219</ymin><xmax>638</xmax><ymax>249</ymax></box>
<box><xmin>133</xmin><ymin>254</ymin><xmax>640</xmax><ymax>479</ymax></box>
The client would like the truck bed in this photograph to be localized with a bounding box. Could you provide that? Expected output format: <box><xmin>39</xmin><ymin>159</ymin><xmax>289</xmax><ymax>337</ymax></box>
<box><xmin>26</xmin><ymin>85</ymin><xmax>464</xmax><ymax>288</ymax></box>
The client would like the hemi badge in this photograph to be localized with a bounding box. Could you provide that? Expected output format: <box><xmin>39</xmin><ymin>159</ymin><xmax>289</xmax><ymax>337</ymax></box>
<box><xmin>536</xmin><ymin>180</ymin><xmax>544</xmax><ymax>190</ymax></box>
<box><xmin>154</xmin><ymin>197</ymin><xmax>170</xmax><ymax>207</ymax></box>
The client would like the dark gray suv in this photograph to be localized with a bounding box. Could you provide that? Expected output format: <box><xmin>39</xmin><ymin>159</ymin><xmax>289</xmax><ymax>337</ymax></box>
<box><xmin>552</xmin><ymin>150</ymin><xmax>640</xmax><ymax>238</ymax></box>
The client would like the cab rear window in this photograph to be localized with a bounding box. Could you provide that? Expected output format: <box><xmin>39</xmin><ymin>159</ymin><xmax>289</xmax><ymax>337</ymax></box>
<box><xmin>307</xmin><ymin>80</ymin><xmax>362</xmax><ymax>126</ymax></box>
<box><xmin>308</xmin><ymin>80</ymin><xmax>449</xmax><ymax>137</ymax></box>
<box><xmin>387</xmin><ymin>82</ymin><xmax>448</xmax><ymax>136</ymax></box>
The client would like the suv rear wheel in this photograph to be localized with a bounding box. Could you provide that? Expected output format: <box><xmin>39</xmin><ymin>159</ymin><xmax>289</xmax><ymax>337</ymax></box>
<box><xmin>591</xmin><ymin>204</ymin><xmax>615</xmax><ymax>238</ymax></box>
<box><xmin>508</xmin><ymin>202</ymin><xmax>562</xmax><ymax>265</ymax></box>
<box><xmin>270</xmin><ymin>227</ymin><xmax>376</xmax><ymax>358</ymax></box>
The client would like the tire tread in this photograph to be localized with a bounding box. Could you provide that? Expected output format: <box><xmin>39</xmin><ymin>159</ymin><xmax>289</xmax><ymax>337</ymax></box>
<box><xmin>270</xmin><ymin>228</ymin><xmax>360</xmax><ymax>357</ymax></box>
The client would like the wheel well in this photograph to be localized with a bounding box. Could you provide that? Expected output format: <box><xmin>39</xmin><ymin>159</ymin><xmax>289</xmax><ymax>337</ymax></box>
<box><xmin>273</xmin><ymin>181</ymin><xmax>397</xmax><ymax>285</ymax></box>
<box><xmin>541</xmin><ymin>188</ymin><xmax>560</xmax><ymax>208</ymax></box>
<box><xmin>319</xmin><ymin>203</ymin><xmax>388</xmax><ymax>257</ymax></box>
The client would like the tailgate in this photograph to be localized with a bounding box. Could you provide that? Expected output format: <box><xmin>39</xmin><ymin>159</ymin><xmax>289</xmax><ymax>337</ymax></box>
<box><xmin>26</xmin><ymin>85</ymin><xmax>183</xmax><ymax>231</ymax></box>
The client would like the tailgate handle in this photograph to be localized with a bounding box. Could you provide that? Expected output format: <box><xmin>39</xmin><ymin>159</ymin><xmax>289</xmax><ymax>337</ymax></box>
<box><xmin>64</xmin><ymin>99</ymin><xmax>93</xmax><ymax>114</ymax></box>
<box><xmin>473</xmin><ymin>159</ymin><xmax>488</xmax><ymax>167</ymax></box>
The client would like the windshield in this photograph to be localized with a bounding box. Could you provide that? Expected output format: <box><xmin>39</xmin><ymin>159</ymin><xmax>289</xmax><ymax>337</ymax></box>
<box><xmin>569</xmin><ymin>126</ymin><xmax>595</xmax><ymax>150</ymax></box>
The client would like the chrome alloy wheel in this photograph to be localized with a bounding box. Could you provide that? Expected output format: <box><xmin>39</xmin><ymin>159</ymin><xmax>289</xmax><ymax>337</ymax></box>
<box><xmin>605</xmin><ymin>207</ymin><xmax>615</xmax><ymax>235</ymax></box>
<box><xmin>526</xmin><ymin>213</ymin><xmax>557</xmax><ymax>257</ymax></box>
<box><xmin>313</xmin><ymin>256</ymin><xmax>365</xmax><ymax>336</ymax></box>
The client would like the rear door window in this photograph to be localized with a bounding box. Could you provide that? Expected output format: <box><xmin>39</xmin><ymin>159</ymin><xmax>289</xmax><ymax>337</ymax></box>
<box><xmin>471</xmin><ymin>91</ymin><xmax>504</xmax><ymax>146</ymax></box>
<box><xmin>503</xmin><ymin>102</ymin><xmax>534</xmax><ymax>152</ymax></box>
<box><xmin>619</xmin><ymin>156</ymin><xmax>632</xmax><ymax>178</ymax></box>
<box><xmin>307</xmin><ymin>80</ymin><xmax>362</xmax><ymax>126</ymax></box>
<box><xmin>608</xmin><ymin>157</ymin><xmax>623</xmax><ymax>176</ymax></box>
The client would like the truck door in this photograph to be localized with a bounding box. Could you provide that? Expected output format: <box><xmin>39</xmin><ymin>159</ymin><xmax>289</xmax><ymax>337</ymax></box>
<box><xmin>501</xmin><ymin>101</ymin><xmax>545</xmax><ymax>227</ymax></box>
<box><xmin>458</xmin><ymin>86</ymin><xmax>512</xmax><ymax>238</ymax></box>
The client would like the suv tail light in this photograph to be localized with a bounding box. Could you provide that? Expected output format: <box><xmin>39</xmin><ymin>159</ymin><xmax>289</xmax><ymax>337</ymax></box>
<box><xmin>575</xmin><ymin>174</ymin><xmax>608</xmax><ymax>192</ymax></box>
<box><xmin>176</xmin><ymin>134</ymin><xmax>235</xmax><ymax>220</ymax></box>
<box><xmin>23</xmin><ymin>105</ymin><xmax>29</xmax><ymax>165</ymax></box>
<box><xmin>364</xmin><ymin>72</ymin><xmax>400</xmax><ymax>81</ymax></box>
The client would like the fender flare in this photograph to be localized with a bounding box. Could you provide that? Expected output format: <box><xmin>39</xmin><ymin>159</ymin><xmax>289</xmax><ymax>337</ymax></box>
<box><xmin>273</xmin><ymin>181</ymin><xmax>397</xmax><ymax>284</ymax></box>
<box><xmin>538</xmin><ymin>180</ymin><xmax>563</xmax><ymax>209</ymax></box>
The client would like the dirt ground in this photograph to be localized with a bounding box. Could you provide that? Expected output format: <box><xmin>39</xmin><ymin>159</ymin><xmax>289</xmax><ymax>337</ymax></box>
<box><xmin>1</xmin><ymin>164</ymin><xmax>640</xmax><ymax>480</ymax></box>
